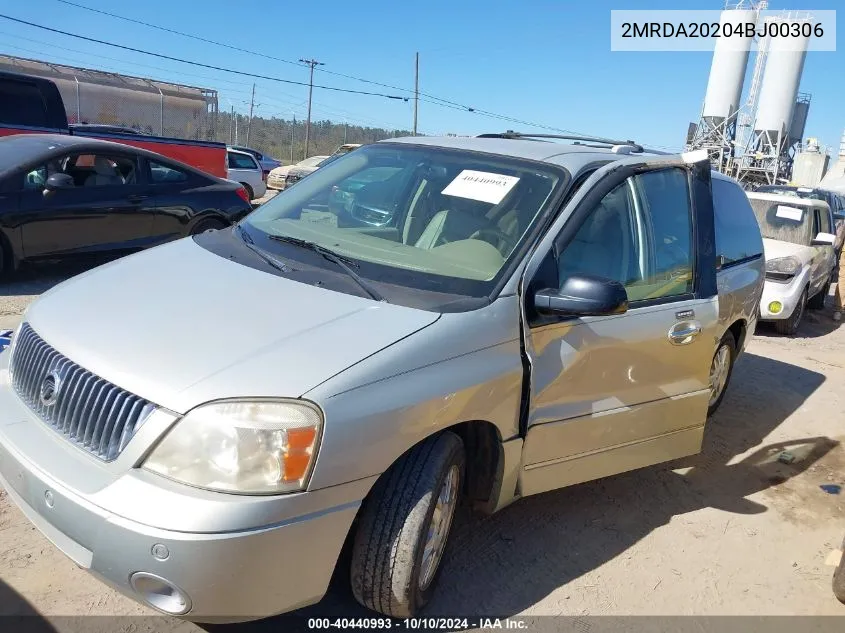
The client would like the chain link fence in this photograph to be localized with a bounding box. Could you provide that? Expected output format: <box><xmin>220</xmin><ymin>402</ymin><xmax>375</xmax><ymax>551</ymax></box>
<box><xmin>215</xmin><ymin>111</ymin><xmax>412</xmax><ymax>165</ymax></box>
<box><xmin>0</xmin><ymin>55</ymin><xmax>413</xmax><ymax>165</ymax></box>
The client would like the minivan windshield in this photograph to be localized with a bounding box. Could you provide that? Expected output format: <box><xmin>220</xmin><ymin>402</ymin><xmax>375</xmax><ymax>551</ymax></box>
<box><xmin>242</xmin><ymin>143</ymin><xmax>562</xmax><ymax>297</ymax></box>
<box><xmin>749</xmin><ymin>198</ymin><xmax>813</xmax><ymax>246</ymax></box>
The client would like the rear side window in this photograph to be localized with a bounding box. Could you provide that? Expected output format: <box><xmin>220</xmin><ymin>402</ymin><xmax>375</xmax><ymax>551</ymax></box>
<box><xmin>0</xmin><ymin>79</ymin><xmax>49</xmax><ymax>128</ymax></box>
<box><xmin>150</xmin><ymin>161</ymin><xmax>189</xmax><ymax>183</ymax></box>
<box><xmin>712</xmin><ymin>178</ymin><xmax>763</xmax><ymax>269</ymax></box>
<box><xmin>228</xmin><ymin>153</ymin><xmax>258</xmax><ymax>170</ymax></box>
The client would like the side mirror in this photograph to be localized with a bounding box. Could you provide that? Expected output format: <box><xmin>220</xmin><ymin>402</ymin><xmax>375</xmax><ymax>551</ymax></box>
<box><xmin>43</xmin><ymin>173</ymin><xmax>75</xmax><ymax>193</ymax></box>
<box><xmin>534</xmin><ymin>274</ymin><xmax>628</xmax><ymax>317</ymax></box>
<box><xmin>811</xmin><ymin>232</ymin><xmax>836</xmax><ymax>246</ymax></box>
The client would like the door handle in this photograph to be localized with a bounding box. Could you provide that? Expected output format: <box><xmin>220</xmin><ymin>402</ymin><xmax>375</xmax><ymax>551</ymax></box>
<box><xmin>668</xmin><ymin>321</ymin><xmax>702</xmax><ymax>345</ymax></box>
<box><xmin>127</xmin><ymin>194</ymin><xmax>149</xmax><ymax>204</ymax></box>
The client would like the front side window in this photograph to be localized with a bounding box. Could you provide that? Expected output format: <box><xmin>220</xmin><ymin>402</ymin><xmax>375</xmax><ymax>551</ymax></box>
<box><xmin>712</xmin><ymin>178</ymin><xmax>764</xmax><ymax>268</ymax></box>
<box><xmin>555</xmin><ymin>167</ymin><xmax>694</xmax><ymax>302</ymax></box>
<box><xmin>241</xmin><ymin>144</ymin><xmax>563</xmax><ymax>295</ymax></box>
<box><xmin>22</xmin><ymin>153</ymin><xmax>137</xmax><ymax>189</ymax></box>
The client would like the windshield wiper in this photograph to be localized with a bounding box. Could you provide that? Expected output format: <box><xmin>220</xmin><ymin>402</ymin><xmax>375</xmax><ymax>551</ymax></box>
<box><xmin>267</xmin><ymin>234</ymin><xmax>386</xmax><ymax>302</ymax></box>
<box><xmin>236</xmin><ymin>225</ymin><xmax>294</xmax><ymax>274</ymax></box>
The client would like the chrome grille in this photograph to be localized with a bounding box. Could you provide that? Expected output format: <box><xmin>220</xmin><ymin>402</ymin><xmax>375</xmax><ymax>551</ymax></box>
<box><xmin>9</xmin><ymin>323</ymin><xmax>154</xmax><ymax>461</ymax></box>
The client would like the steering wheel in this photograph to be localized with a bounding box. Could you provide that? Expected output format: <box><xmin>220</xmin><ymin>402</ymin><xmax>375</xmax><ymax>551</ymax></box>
<box><xmin>469</xmin><ymin>227</ymin><xmax>513</xmax><ymax>254</ymax></box>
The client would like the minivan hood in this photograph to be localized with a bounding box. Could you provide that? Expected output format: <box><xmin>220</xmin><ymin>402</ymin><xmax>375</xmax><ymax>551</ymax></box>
<box><xmin>25</xmin><ymin>238</ymin><xmax>439</xmax><ymax>414</ymax></box>
<box><xmin>762</xmin><ymin>237</ymin><xmax>813</xmax><ymax>264</ymax></box>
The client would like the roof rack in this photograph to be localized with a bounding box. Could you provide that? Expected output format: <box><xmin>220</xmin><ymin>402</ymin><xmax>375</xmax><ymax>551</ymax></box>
<box><xmin>477</xmin><ymin>130</ymin><xmax>644</xmax><ymax>153</ymax></box>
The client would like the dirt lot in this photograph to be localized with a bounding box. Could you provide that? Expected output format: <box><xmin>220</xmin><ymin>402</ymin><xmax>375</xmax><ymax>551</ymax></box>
<box><xmin>0</xmin><ymin>260</ymin><xmax>844</xmax><ymax>629</ymax></box>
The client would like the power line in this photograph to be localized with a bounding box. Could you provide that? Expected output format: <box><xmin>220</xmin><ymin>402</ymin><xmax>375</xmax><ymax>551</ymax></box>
<box><xmin>0</xmin><ymin>15</ymin><xmax>410</xmax><ymax>101</ymax></box>
<box><xmin>0</xmin><ymin>35</ymin><xmax>412</xmax><ymax>132</ymax></box>
<box><xmin>48</xmin><ymin>0</ymin><xmax>589</xmax><ymax>135</ymax></box>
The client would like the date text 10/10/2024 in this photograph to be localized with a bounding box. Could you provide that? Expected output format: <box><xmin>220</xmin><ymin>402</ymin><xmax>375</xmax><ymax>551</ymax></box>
<box><xmin>307</xmin><ymin>618</ymin><xmax>530</xmax><ymax>630</ymax></box>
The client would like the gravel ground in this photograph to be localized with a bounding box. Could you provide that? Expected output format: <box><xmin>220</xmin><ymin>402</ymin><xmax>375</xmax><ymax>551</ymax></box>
<box><xmin>0</xmin><ymin>260</ymin><xmax>844</xmax><ymax>630</ymax></box>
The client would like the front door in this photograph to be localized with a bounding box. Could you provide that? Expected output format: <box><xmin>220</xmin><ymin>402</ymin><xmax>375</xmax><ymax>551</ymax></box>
<box><xmin>519</xmin><ymin>154</ymin><xmax>721</xmax><ymax>497</ymax></box>
<box><xmin>19</xmin><ymin>151</ymin><xmax>155</xmax><ymax>258</ymax></box>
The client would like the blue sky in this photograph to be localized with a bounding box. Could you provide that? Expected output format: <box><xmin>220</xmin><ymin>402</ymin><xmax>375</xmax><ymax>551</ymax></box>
<box><xmin>1</xmin><ymin>0</ymin><xmax>842</xmax><ymax>152</ymax></box>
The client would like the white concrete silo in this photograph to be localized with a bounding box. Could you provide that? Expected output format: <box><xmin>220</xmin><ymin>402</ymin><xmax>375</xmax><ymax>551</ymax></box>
<box><xmin>700</xmin><ymin>8</ymin><xmax>757</xmax><ymax>131</ymax></box>
<box><xmin>752</xmin><ymin>18</ymin><xmax>811</xmax><ymax>151</ymax></box>
<box><xmin>686</xmin><ymin>5</ymin><xmax>761</xmax><ymax>173</ymax></box>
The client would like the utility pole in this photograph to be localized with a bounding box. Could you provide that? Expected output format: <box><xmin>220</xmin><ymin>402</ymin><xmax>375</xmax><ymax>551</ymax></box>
<box><xmin>229</xmin><ymin>104</ymin><xmax>234</xmax><ymax>144</ymax></box>
<box><xmin>413</xmin><ymin>52</ymin><xmax>419</xmax><ymax>136</ymax></box>
<box><xmin>299</xmin><ymin>58</ymin><xmax>324</xmax><ymax>158</ymax></box>
<box><xmin>246</xmin><ymin>83</ymin><xmax>255</xmax><ymax>147</ymax></box>
<box><xmin>344</xmin><ymin>122</ymin><xmax>348</xmax><ymax>144</ymax></box>
<box><xmin>290</xmin><ymin>113</ymin><xmax>295</xmax><ymax>163</ymax></box>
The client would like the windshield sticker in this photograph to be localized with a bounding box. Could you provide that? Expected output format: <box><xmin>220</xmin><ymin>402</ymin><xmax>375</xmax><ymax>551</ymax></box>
<box><xmin>775</xmin><ymin>205</ymin><xmax>804</xmax><ymax>222</ymax></box>
<box><xmin>441</xmin><ymin>170</ymin><xmax>520</xmax><ymax>205</ymax></box>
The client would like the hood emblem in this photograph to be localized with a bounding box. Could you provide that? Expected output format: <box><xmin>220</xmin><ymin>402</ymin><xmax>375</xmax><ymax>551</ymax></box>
<box><xmin>39</xmin><ymin>370</ymin><xmax>62</xmax><ymax>407</ymax></box>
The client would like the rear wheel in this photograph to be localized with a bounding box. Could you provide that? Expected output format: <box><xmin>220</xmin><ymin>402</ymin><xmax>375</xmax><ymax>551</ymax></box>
<box><xmin>351</xmin><ymin>432</ymin><xmax>464</xmax><ymax>618</ymax></box>
<box><xmin>240</xmin><ymin>183</ymin><xmax>254</xmax><ymax>201</ymax></box>
<box><xmin>775</xmin><ymin>288</ymin><xmax>807</xmax><ymax>335</ymax></box>
<box><xmin>708</xmin><ymin>331</ymin><xmax>736</xmax><ymax>417</ymax></box>
<box><xmin>190</xmin><ymin>218</ymin><xmax>227</xmax><ymax>235</ymax></box>
<box><xmin>808</xmin><ymin>278</ymin><xmax>830</xmax><ymax>310</ymax></box>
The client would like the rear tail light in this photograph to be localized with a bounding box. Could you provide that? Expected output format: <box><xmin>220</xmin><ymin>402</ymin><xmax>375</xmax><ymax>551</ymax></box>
<box><xmin>235</xmin><ymin>187</ymin><xmax>250</xmax><ymax>203</ymax></box>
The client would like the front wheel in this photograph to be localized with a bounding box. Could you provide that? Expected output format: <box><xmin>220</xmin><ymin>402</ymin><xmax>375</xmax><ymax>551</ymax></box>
<box><xmin>351</xmin><ymin>432</ymin><xmax>464</xmax><ymax>618</ymax></box>
<box><xmin>808</xmin><ymin>278</ymin><xmax>830</xmax><ymax>310</ymax></box>
<box><xmin>775</xmin><ymin>288</ymin><xmax>807</xmax><ymax>336</ymax></box>
<box><xmin>708</xmin><ymin>331</ymin><xmax>736</xmax><ymax>417</ymax></box>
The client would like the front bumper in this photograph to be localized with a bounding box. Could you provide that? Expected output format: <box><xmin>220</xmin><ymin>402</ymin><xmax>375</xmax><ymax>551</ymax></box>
<box><xmin>267</xmin><ymin>175</ymin><xmax>286</xmax><ymax>190</ymax></box>
<box><xmin>0</xmin><ymin>364</ymin><xmax>372</xmax><ymax>622</ymax></box>
<box><xmin>759</xmin><ymin>276</ymin><xmax>804</xmax><ymax>321</ymax></box>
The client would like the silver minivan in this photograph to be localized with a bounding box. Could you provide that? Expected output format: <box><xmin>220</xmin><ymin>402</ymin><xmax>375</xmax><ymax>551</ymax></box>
<box><xmin>0</xmin><ymin>134</ymin><xmax>764</xmax><ymax>621</ymax></box>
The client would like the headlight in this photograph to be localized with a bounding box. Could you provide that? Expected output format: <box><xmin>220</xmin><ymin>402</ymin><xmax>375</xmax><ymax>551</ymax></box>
<box><xmin>142</xmin><ymin>400</ymin><xmax>322</xmax><ymax>494</ymax></box>
<box><xmin>765</xmin><ymin>256</ymin><xmax>802</xmax><ymax>276</ymax></box>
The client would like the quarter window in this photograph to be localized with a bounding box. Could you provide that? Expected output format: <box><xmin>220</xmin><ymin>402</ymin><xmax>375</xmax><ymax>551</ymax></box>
<box><xmin>712</xmin><ymin>178</ymin><xmax>764</xmax><ymax>268</ymax></box>
<box><xmin>150</xmin><ymin>161</ymin><xmax>189</xmax><ymax>183</ymax></box>
<box><xmin>555</xmin><ymin>167</ymin><xmax>694</xmax><ymax>302</ymax></box>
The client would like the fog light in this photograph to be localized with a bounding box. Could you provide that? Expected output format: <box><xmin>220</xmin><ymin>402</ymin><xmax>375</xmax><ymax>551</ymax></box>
<box><xmin>130</xmin><ymin>572</ymin><xmax>191</xmax><ymax>615</ymax></box>
<box><xmin>769</xmin><ymin>301</ymin><xmax>783</xmax><ymax>315</ymax></box>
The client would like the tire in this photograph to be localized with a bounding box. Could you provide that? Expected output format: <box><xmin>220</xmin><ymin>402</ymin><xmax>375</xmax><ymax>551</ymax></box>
<box><xmin>807</xmin><ymin>278</ymin><xmax>830</xmax><ymax>310</ymax></box>
<box><xmin>707</xmin><ymin>330</ymin><xmax>736</xmax><ymax>418</ymax></box>
<box><xmin>775</xmin><ymin>288</ymin><xmax>807</xmax><ymax>336</ymax></box>
<box><xmin>351</xmin><ymin>432</ymin><xmax>465</xmax><ymax>618</ymax></box>
<box><xmin>190</xmin><ymin>218</ymin><xmax>227</xmax><ymax>235</ymax></box>
<box><xmin>240</xmin><ymin>183</ymin><xmax>254</xmax><ymax>201</ymax></box>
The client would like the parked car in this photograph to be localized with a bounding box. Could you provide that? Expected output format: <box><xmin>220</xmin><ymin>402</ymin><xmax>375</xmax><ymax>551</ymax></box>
<box><xmin>0</xmin><ymin>133</ymin><xmax>763</xmax><ymax>622</ymax></box>
<box><xmin>283</xmin><ymin>154</ymin><xmax>330</xmax><ymax>188</ymax></box>
<box><xmin>0</xmin><ymin>70</ymin><xmax>228</xmax><ymax>178</ymax></box>
<box><xmin>746</xmin><ymin>191</ymin><xmax>837</xmax><ymax>335</ymax></box>
<box><xmin>0</xmin><ymin>134</ymin><xmax>252</xmax><ymax>272</ymax></box>
<box><xmin>228</xmin><ymin>145</ymin><xmax>282</xmax><ymax>175</ymax></box>
<box><xmin>267</xmin><ymin>155</ymin><xmax>325</xmax><ymax>191</ymax></box>
<box><xmin>227</xmin><ymin>149</ymin><xmax>266</xmax><ymax>201</ymax></box>
<box><xmin>755</xmin><ymin>184</ymin><xmax>845</xmax><ymax>255</ymax></box>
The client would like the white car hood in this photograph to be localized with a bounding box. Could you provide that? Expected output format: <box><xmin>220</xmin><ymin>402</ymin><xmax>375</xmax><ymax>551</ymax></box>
<box><xmin>24</xmin><ymin>238</ymin><xmax>439</xmax><ymax>413</ymax></box>
<box><xmin>762</xmin><ymin>238</ymin><xmax>813</xmax><ymax>265</ymax></box>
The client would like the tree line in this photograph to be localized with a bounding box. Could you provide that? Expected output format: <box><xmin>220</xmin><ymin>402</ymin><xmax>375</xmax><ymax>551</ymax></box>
<box><xmin>213</xmin><ymin>111</ymin><xmax>413</xmax><ymax>164</ymax></box>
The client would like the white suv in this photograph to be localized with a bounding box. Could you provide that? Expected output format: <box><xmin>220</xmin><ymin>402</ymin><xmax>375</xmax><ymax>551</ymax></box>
<box><xmin>747</xmin><ymin>192</ymin><xmax>837</xmax><ymax>335</ymax></box>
